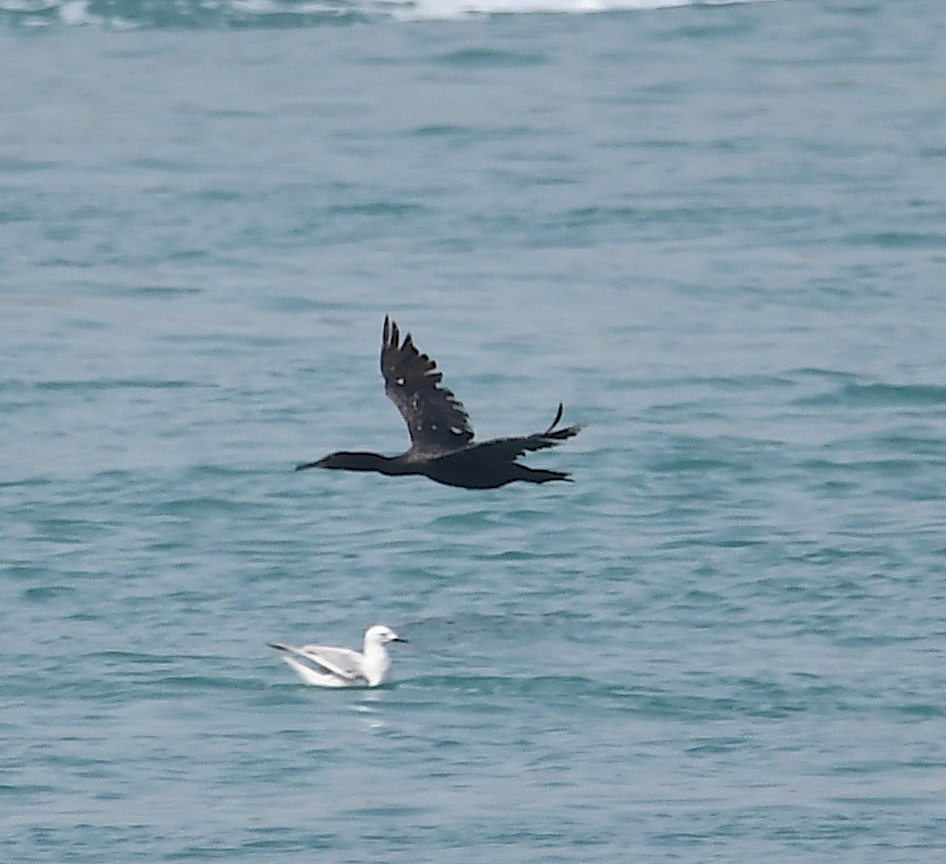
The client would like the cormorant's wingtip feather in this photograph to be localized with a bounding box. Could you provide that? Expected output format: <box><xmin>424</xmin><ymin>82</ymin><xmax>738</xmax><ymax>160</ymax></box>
<box><xmin>382</xmin><ymin>315</ymin><xmax>402</xmax><ymax>348</ymax></box>
<box><xmin>383</xmin><ymin>316</ymin><xmax>415</xmax><ymax>354</ymax></box>
<box><xmin>543</xmin><ymin>402</ymin><xmax>567</xmax><ymax>435</ymax></box>
<box><xmin>553</xmin><ymin>402</ymin><xmax>565</xmax><ymax>429</ymax></box>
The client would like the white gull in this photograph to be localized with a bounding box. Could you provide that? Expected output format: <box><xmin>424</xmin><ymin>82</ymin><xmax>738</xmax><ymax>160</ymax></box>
<box><xmin>268</xmin><ymin>624</ymin><xmax>406</xmax><ymax>687</ymax></box>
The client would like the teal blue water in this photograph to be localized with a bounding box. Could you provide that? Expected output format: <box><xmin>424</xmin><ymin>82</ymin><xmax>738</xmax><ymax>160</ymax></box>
<box><xmin>3</xmin><ymin>1</ymin><xmax>946</xmax><ymax>861</ymax></box>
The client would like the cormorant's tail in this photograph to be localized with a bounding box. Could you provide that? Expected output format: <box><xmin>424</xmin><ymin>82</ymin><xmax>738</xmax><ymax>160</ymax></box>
<box><xmin>513</xmin><ymin>465</ymin><xmax>573</xmax><ymax>484</ymax></box>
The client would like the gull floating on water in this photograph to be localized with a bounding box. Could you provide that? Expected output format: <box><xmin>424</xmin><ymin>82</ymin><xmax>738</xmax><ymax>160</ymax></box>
<box><xmin>268</xmin><ymin>624</ymin><xmax>406</xmax><ymax>687</ymax></box>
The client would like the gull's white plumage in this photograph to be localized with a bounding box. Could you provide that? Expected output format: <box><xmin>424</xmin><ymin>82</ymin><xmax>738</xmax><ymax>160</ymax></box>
<box><xmin>269</xmin><ymin>624</ymin><xmax>405</xmax><ymax>687</ymax></box>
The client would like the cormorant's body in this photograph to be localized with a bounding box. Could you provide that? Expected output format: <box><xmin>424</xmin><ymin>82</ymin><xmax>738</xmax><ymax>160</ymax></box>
<box><xmin>296</xmin><ymin>317</ymin><xmax>581</xmax><ymax>489</ymax></box>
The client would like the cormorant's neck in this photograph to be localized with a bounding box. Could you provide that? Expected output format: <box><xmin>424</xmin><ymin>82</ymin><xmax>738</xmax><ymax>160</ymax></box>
<box><xmin>320</xmin><ymin>451</ymin><xmax>410</xmax><ymax>476</ymax></box>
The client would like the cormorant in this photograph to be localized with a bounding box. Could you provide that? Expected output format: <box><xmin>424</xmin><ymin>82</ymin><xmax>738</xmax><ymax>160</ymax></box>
<box><xmin>295</xmin><ymin>317</ymin><xmax>581</xmax><ymax>489</ymax></box>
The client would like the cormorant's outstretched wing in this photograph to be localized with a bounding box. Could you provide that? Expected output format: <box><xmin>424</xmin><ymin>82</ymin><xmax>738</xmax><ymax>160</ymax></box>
<box><xmin>381</xmin><ymin>317</ymin><xmax>475</xmax><ymax>454</ymax></box>
<box><xmin>461</xmin><ymin>403</ymin><xmax>581</xmax><ymax>461</ymax></box>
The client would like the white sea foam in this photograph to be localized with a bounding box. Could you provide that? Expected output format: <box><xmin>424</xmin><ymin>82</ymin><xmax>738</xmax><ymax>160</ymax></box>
<box><xmin>382</xmin><ymin>0</ymin><xmax>777</xmax><ymax>21</ymax></box>
<box><xmin>5</xmin><ymin>0</ymin><xmax>779</xmax><ymax>28</ymax></box>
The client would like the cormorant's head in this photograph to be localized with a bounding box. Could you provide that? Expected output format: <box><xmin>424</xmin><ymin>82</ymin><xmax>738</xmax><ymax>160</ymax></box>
<box><xmin>308</xmin><ymin>452</ymin><xmax>349</xmax><ymax>470</ymax></box>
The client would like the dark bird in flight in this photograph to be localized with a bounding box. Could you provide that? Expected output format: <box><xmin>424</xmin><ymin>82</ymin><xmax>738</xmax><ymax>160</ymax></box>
<box><xmin>295</xmin><ymin>317</ymin><xmax>581</xmax><ymax>489</ymax></box>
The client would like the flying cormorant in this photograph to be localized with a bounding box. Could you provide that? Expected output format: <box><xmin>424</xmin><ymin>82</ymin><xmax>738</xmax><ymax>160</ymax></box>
<box><xmin>295</xmin><ymin>317</ymin><xmax>581</xmax><ymax>489</ymax></box>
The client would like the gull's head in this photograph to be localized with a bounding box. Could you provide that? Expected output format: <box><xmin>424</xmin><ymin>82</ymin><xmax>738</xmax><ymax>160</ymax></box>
<box><xmin>365</xmin><ymin>624</ymin><xmax>407</xmax><ymax>646</ymax></box>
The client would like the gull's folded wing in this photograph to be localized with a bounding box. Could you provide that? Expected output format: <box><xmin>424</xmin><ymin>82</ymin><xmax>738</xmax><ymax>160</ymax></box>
<box><xmin>269</xmin><ymin>643</ymin><xmax>366</xmax><ymax>683</ymax></box>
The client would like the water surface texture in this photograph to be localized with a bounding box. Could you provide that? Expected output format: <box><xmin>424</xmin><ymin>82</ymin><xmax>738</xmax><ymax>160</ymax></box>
<box><xmin>3</xmin><ymin>1</ymin><xmax>946</xmax><ymax>861</ymax></box>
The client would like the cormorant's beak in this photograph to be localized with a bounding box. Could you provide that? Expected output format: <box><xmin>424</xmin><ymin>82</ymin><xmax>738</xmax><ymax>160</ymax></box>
<box><xmin>295</xmin><ymin>457</ymin><xmax>328</xmax><ymax>471</ymax></box>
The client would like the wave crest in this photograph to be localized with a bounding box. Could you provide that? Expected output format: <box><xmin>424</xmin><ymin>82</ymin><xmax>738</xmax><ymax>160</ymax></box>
<box><xmin>1</xmin><ymin>0</ymin><xmax>774</xmax><ymax>28</ymax></box>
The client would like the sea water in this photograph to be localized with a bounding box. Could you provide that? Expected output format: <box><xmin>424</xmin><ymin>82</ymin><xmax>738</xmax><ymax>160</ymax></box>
<box><xmin>2</xmin><ymin>0</ymin><xmax>946</xmax><ymax>861</ymax></box>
